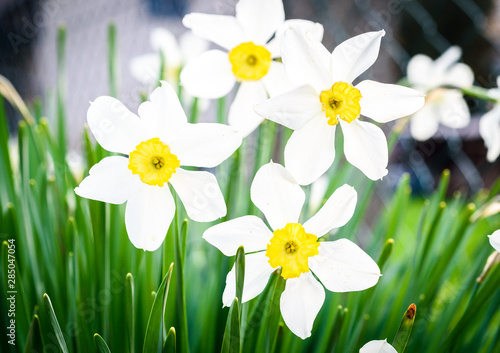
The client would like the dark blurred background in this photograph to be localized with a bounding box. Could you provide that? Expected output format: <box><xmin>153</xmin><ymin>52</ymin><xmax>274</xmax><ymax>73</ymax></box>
<box><xmin>0</xmin><ymin>0</ymin><xmax>499</xmax><ymax>194</ymax></box>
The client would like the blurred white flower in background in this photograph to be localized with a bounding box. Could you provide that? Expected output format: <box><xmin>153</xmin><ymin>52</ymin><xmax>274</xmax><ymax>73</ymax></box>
<box><xmin>479</xmin><ymin>76</ymin><xmax>500</xmax><ymax>162</ymax></box>
<box><xmin>180</xmin><ymin>0</ymin><xmax>324</xmax><ymax>137</ymax></box>
<box><xmin>360</xmin><ymin>339</ymin><xmax>398</xmax><ymax>353</ymax></box>
<box><xmin>130</xmin><ymin>27</ymin><xmax>209</xmax><ymax>87</ymax></box>
<box><xmin>407</xmin><ymin>46</ymin><xmax>474</xmax><ymax>141</ymax></box>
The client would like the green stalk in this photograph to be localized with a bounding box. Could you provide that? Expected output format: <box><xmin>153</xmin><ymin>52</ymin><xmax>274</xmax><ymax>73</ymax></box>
<box><xmin>108</xmin><ymin>23</ymin><xmax>118</xmax><ymax>98</ymax></box>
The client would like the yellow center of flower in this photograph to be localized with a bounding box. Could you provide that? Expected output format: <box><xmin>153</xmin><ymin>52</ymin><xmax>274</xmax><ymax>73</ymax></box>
<box><xmin>228</xmin><ymin>42</ymin><xmax>272</xmax><ymax>81</ymax></box>
<box><xmin>319</xmin><ymin>82</ymin><xmax>362</xmax><ymax>125</ymax></box>
<box><xmin>266</xmin><ymin>223</ymin><xmax>320</xmax><ymax>279</ymax></box>
<box><xmin>128</xmin><ymin>138</ymin><xmax>180</xmax><ymax>187</ymax></box>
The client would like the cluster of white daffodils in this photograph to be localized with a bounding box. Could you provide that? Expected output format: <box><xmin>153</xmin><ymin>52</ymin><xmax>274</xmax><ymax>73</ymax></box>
<box><xmin>77</xmin><ymin>0</ymin><xmax>491</xmax><ymax>342</ymax></box>
<box><xmin>204</xmin><ymin>163</ymin><xmax>381</xmax><ymax>339</ymax></box>
<box><xmin>75</xmin><ymin>82</ymin><xmax>241</xmax><ymax>251</ymax></box>
<box><xmin>406</xmin><ymin>46</ymin><xmax>474</xmax><ymax>141</ymax></box>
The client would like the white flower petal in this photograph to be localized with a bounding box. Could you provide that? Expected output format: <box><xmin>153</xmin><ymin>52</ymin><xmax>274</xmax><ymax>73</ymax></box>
<box><xmin>180</xmin><ymin>50</ymin><xmax>236</xmax><ymax>99</ymax></box>
<box><xmin>489</xmin><ymin>230</ymin><xmax>500</xmax><ymax>252</ymax></box>
<box><xmin>406</xmin><ymin>54</ymin><xmax>433</xmax><ymax>89</ymax></box>
<box><xmin>330</xmin><ymin>30</ymin><xmax>385</xmax><ymax>84</ymax></box>
<box><xmin>261</xmin><ymin>61</ymin><xmax>294</xmax><ymax>97</ymax></box>
<box><xmin>87</xmin><ymin>97</ymin><xmax>148</xmax><ymax>154</ymax></box>
<box><xmin>169</xmin><ymin>123</ymin><xmax>241</xmax><ymax>168</ymax></box>
<box><xmin>303</xmin><ymin>184</ymin><xmax>357</xmax><ymax>237</ymax></box>
<box><xmin>182</xmin><ymin>13</ymin><xmax>245</xmax><ymax>50</ymax></box>
<box><xmin>179</xmin><ymin>31</ymin><xmax>210</xmax><ymax>63</ymax></box>
<box><xmin>235</xmin><ymin>0</ymin><xmax>284</xmax><ymax>45</ymax></box>
<box><xmin>250</xmin><ymin>162</ymin><xmax>305</xmax><ymax>230</ymax></box>
<box><xmin>280</xmin><ymin>272</ymin><xmax>325</xmax><ymax>339</ymax></box>
<box><xmin>410</xmin><ymin>102</ymin><xmax>440</xmax><ymax>141</ymax></box>
<box><xmin>222</xmin><ymin>251</ymin><xmax>275</xmax><ymax>307</ymax></box>
<box><xmin>254</xmin><ymin>84</ymin><xmax>322</xmax><ymax>130</ymax></box>
<box><xmin>203</xmin><ymin>215</ymin><xmax>273</xmax><ymax>256</ymax></box>
<box><xmin>309</xmin><ymin>239</ymin><xmax>381</xmax><ymax>292</ymax></box>
<box><xmin>437</xmin><ymin>90</ymin><xmax>470</xmax><ymax>129</ymax></box>
<box><xmin>340</xmin><ymin>119</ymin><xmax>388</xmax><ymax>180</ymax></box>
<box><xmin>433</xmin><ymin>46</ymin><xmax>462</xmax><ymax>74</ymax></box>
<box><xmin>285</xmin><ymin>114</ymin><xmax>336</xmax><ymax>185</ymax></box>
<box><xmin>281</xmin><ymin>26</ymin><xmax>332</xmax><ymax>92</ymax></box>
<box><xmin>356</xmin><ymin>80</ymin><xmax>425</xmax><ymax>123</ymax></box>
<box><xmin>150</xmin><ymin>28</ymin><xmax>182</xmax><ymax>68</ymax></box>
<box><xmin>125</xmin><ymin>184</ymin><xmax>175</xmax><ymax>251</ymax></box>
<box><xmin>74</xmin><ymin>156</ymin><xmax>140</xmax><ymax>204</ymax></box>
<box><xmin>442</xmin><ymin>63</ymin><xmax>474</xmax><ymax>88</ymax></box>
<box><xmin>170</xmin><ymin>169</ymin><xmax>226</xmax><ymax>222</ymax></box>
<box><xmin>360</xmin><ymin>339</ymin><xmax>398</xmax><ymax>353</ymax></box>
<box><xmin>228</xmin><ymin>81</ymin><xmax>268</xmax><ymax>137</ymax></box>
<box><xmin>480</xmin><ymin>106</ymin><xmax>500</xmax><ymax>162</ymax></box>
<box><xmin>267</xmin><ymin>19</ymin><xmax>324</xmax><ymax>58</ymax></box>
<box><xmin>138</xmin><ymin>81</ymin><xmax>188</xmax><ymax>144</ymax></box>
<box><xmin>129</xmin><ymin>53</ymin><xmax>161</xmax><ymax>86</ymax></box>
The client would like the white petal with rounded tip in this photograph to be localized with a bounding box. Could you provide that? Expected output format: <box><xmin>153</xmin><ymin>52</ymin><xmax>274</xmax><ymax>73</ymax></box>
<box><xmin>442</xmin><ymin>63</ymin><xmax>474</xmax><ymax>88</ymax></box>
<box><xmin>309</xmin><ymin>239</ymin><xmax>381</xmax><ymax>292</ymax></box>
<box><xmin>340</xmin><ymin>119</ymin><xmax>388</xmax><ymax>180</ymax></box>
<box><xmin>303</xmin><ymin>184</ymin><xmax>357</xmax><ymax>237</ymax></box>
<box><xmin>222</xmin><ymin>251</ymin><xmax>275</xmax><ymax>307</ymax></box>
<box><xmin>170</xmin><ymin>169</ymin><xmax>226</xmax><ymax>222</ymax></box>
<box><xmin>437</xmin><ymin>90</ymin><xmax>470</xmax><ymax>129</ymax></box>
<box><xmin>87</xmin><ymin>97</ymin><xmax>149</xmax><ymax>154</ymax></box>
<box><xmin>280</xmin><ymin>272</ymin><xmax>325</xmax><ymax>339</ymax></box>
<box><xmin>406</xmin><ymin>54</ymin><xmax>433</xmax><ymax>89</ymax></box>
<box><xmin>489</xmin><ymin>230</ymin><xmax>500</xmax><ymax>252</ymax></box>
<box><xmin>285</xmin><ymin>114</ymin><xmax>336</xmax><ymax>186</ymax></box>
<box><xmin>261</xmin><ymin>61</ymin><xmax>294</xmax><ymax>97</ymax></box>
<box><xmin>180</xmin><ymin>50</ymin><xmax>236</xmax><ymax>99</ymax></box>
<box><xmin>150</xmin><ymin>28</ymin><xmax>182</xmax><ymax>68</ymax></box>
<box><xmin>129</xmin><ymin>53</ymin><xmax>161</xmax><ymax>86</ymax></box>
<box><xmin>250</xmin><ymin>162</ymin><xmax>305</xmax><ymax>230</ymax></box>
<box><xmin>360</xmin><ymin>339</ymin><xmax>398</xmax><ymax>353</ymax></box>
<box><xmin>356</xmin><ymin>80</ymin><xmax>425</xmax><ymax>123</ymax></box>
<box><xmin>281</xmin><ymin>26</ymin><xmax>332</xmax><ymax>92</ymax></box>
<box><xmin>74</xmin><ymin>156</ymin><xmax>141</xmax><ymax>204</ymax></box>
<box><xmin>228</xmin><ymin>81</ymin><xmax>268</xmax><ymax>137</ymax></box>
<box><xmin>330</xmin><ymin>30</ymin><xmax>385</xmax><ymax>84</ymax></box>
<box><xmin>138</xmin><ymin>82</ymin><xmax>188</xmax><ymax>144</ymax></box>
<box><xmin>169</xmin><ymin>123</ymin><xmax>241</xmax><ymax>168</ymax></box>
<box><xmin>125</xmin><ymin>183</ymin><xmax>175</xmax><ymax>251</ymax></box>
<box><xmin>254</xmin><ymin>84</ymin><xmax>322</xmax><ymax>130</ymax></box>
<box><xmin>267</xmin><ymin>20</ymin><xmax>324</xmax><ymax>58</ymax></box>
<box><xmin>479</xmin><ymin>105</ymin><xmax>500</xmax><ymax>162</ymax></box>
<box><xmin>235</xmin><ymin>0</ymin><xmax>284</xmax><ymax>45</ymax></box>
<box><xmin>182</xmin><ymin>13</ymin><xmax>245</xmax><ymax>50</ymax></box>
<box><xmin>203</xmin><ymin>215</ymin><xmax>273</xmax><ymax>256</ymax></box>
<box><xmin>433</xmin><ymin>46</ymin><xmax>462</xmax><ymax>74</ymax></box>
<box><xmin>410</xmin><ymin>103</ymin><xmax>440</xmax><ymax>141</ymax></box>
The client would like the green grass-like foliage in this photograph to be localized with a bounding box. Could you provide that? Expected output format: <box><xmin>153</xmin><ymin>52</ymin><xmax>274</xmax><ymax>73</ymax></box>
<box><xmin>1</xmin><ymin>24</ymin><xmax>500</xmax><ymax>353</ymax></box>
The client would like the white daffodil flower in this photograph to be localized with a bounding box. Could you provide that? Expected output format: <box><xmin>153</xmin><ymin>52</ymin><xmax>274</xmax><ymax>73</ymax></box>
<box><xmin>203</xmin><ymin>162</ymin><xmax>381</xmax><ymax>339</ymax></box>
<box><xmin>254</xmin><ymin>28</ymin><xmax>425</xmax><ymax>184</ymax></box>
<box><xmin>75</xmin><ymin>81</ymin><xmax>242</xmax><ymax>251</ymax></box>
<box><xmin>488</xmin><ymin>229</ymin><xmax>500</xmax><ymax>252</ymax></box>
<box><xmin>479</xmin><ymin>76</ymin><xmax>500</xmax><ymax>162</ymax></box>
<box><xmin>180</xmin><ymin>0</ymin><xmax>324</xmax><ymax>137</ymax></box>
<box><xmin>130</xmin><ymin>28</ymin><xmax>209</xmax><ymax>87</ymax></box>
<box><xmin>360</xmin><ymin>339</ymin><xmax>398</xmax><ymax>353</ymax></box>
<box><xmin>407</xmin><ymin>46</ymin><xmax>474</xmax><ymax>141</ymax></box>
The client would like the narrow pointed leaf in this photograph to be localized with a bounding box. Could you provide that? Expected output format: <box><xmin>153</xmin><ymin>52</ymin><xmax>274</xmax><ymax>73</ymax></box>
<box><xmin>392</xmin><ymin>303</ymin><xmax>416</xmax><ymax>353</ymax></box>
<box><xmin>163</xmin><ymin>327</ymin><xmax>176</xmax><ymax>353</ymax></box>
<box><xmin>221</xmin><ymin>298</ymin><xmax>240</xmax><ymax>353</ymax></box>
<box><xmin>94</xmin><ymin>333</ymin><xmax>112</xmax><ymax>353</ymax></box>
<box><xmin>43</xmin><ymin>293</ymin><xmax>69</xmax><ymax>353</ymax></box>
